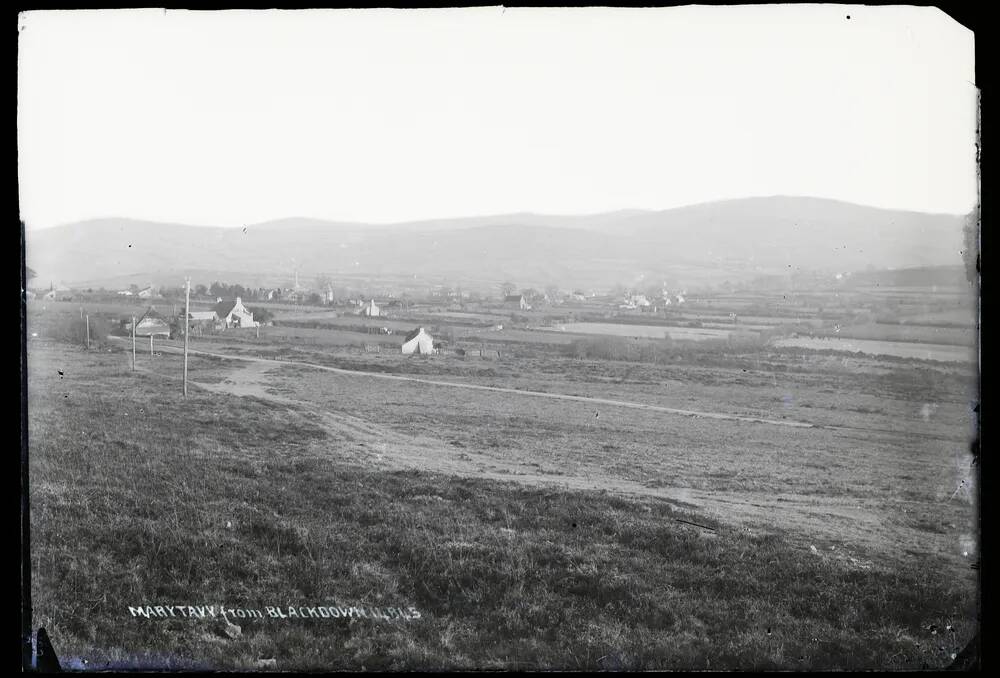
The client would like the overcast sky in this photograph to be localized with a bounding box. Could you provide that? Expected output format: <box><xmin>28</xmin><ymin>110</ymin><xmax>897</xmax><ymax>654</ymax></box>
<box><xmin>18</xmin><ymin>6</ymin><xmax>976</xmax><ymax>231</ymax></box>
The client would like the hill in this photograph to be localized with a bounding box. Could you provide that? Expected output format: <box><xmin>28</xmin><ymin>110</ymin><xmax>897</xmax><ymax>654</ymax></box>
<box><xmin>24</xmin><ymin>196</ymin><xmax>970</xmax><ymax>290</ymax></box>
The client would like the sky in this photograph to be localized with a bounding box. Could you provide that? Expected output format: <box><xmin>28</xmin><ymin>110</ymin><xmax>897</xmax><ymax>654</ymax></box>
<box><xmin>18</xmin><ymin>6</ymin><xmax>977</xmax><ymax>231</ymax></box>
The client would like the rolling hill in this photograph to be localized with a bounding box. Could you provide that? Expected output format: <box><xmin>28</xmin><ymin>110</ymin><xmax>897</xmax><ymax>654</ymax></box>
<box><xmin>23</xmin><ymin>196</ymin><xmax>972</xmax><ymax>291</ymax></box>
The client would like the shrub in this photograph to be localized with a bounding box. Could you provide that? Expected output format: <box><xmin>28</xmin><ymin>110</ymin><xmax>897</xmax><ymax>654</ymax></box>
<box><xmin>51</xmin><ymin>315</ymin><xmax>115</xmax><ymax>348</ymax></box>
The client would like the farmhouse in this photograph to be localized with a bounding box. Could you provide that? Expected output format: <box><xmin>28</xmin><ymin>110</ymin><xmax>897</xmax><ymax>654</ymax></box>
<box><xmin>137</xmin><ymin>286</ymin><xmax>155</xmax><ymax>299</ymax></box>
<box><xmin>360</xmin><ymin>299</ymin><xmax>380</xmax><ymax>317</ymax></box>
<box><xmin>505</xmin><ymin>294</ymin><xmax>529</xmax><ymax>310</ymax></box>
<box><xmin>214</xmin><ymin>297</ymin><xmax>257</xmax><ymax>328</ymax></box>
<box><xmin>401</xmin><ymin>327</ymin><xmax>435</xmax><ymax>355</ymax></box>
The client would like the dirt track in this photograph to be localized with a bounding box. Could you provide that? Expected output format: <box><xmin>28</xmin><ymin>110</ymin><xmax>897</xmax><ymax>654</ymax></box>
<box><xmin>114</xmin><ymin>337</ymin><xmax>975</xmax><ymax>564</ymax></box>
<box><xmin>117</xmin><ymin>338</ymin><xmax>815</xmax><ymax>429</ymax></box>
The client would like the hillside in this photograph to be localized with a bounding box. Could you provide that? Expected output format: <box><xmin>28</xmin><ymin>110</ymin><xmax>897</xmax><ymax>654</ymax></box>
<box><xmin>24</xmin><ymin>196</ymin><xmax>970</xmax><ymax>290</ymax></box>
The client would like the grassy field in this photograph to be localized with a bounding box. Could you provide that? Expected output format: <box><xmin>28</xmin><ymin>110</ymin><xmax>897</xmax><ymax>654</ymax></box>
<box><xmin>26</xmin><ymin>315</ymin><xmax>978</xmax><ymax>670</ymax></box>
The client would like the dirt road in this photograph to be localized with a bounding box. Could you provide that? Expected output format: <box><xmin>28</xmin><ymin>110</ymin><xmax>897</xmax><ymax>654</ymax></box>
<box><xmin>116</xmin><ymin>338</ymin><xmax>815</xmax><ymax>429</ymax></box>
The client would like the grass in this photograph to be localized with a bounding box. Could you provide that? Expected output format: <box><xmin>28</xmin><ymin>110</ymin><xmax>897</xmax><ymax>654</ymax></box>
<box><xmin>26</xmin><ymin>342</ymin><xmax>977</xmax><ymax>670</ymax></box>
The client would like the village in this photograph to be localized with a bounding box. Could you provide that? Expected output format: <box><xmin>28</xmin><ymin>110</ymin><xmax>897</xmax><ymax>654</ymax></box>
<box><xmin>20</xmin><ymin>5</ymin><xmax>979</xmax><ymax>671</ymax></box>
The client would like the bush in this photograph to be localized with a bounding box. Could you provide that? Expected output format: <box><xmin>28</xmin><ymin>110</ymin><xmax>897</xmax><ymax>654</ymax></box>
<box><xmin>51</xmin><ymin>315</ymin><xmax>115</xmax><ymax>348</ymax></box>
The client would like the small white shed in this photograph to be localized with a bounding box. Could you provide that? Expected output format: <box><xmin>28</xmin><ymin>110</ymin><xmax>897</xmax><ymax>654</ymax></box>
<box><xmin>401</xmin><ymin>327</ymin><xmax>435</xmax><ymax>355</ymax></box>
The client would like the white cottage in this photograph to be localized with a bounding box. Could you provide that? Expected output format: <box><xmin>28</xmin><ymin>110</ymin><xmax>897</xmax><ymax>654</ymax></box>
<box><xmin>361</xmin><ymin>299</ymin><xmax>380</xmax><ymax>317</ymax></box>
<box><xmin>401</xmin><ymin>327</ymin><xmax>435</xmax><ymax>355</ymax></box>
<box><xmin>214</xmin><ymin>296</ymin><xmax>257</xmax><ymax>328</ymax></box>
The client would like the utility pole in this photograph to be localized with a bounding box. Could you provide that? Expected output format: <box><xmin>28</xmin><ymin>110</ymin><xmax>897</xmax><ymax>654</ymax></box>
<box><xmin>131</xmin><ymin>316</ymin><xmax>136</xmax><ymax>371</ymax></box>
<box><xmin>85</xmin><ymin>314</ymin><xmax>90</xmax><ymax>349</ymax></box>
<box><xmin>183</xmin><ymin>277</ymin><xmax>190</xmax><ymax>397</ymax></box>
<box><xmin>150</xmin><ymin>333</ymin><xmax>154</xmax><ymax>359</ymax></box>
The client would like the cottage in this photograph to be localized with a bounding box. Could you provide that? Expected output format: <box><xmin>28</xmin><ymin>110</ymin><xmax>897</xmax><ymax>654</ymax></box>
<box><xmin>214</xmin><ymin>297</ymin><xmax>257</xmax><ymax>328</ymax></box>
<box><xmin>360</xmin><ymin>299</ymin><xmax>380</xmax><ymax>317</ymax></box>
<box><xmin>137</xmin><ymin>286</ymin><xmax>155</xmax><ymax>299</ymax></box>
<box><xmin>505</xmin><ymin>294</ymin><xmax>529</xmax><ymax>310</ymax></box>
<box><xmin>401</xmin><ymin>327</ymin><xmax>435</xmax><ymax>355</ymax></box>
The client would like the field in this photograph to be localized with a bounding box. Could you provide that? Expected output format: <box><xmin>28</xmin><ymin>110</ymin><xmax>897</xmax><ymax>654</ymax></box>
<box><xmin>24</xmin><ymin>288</ymin><xmax>979</xmax><ymax>670</ymax></box>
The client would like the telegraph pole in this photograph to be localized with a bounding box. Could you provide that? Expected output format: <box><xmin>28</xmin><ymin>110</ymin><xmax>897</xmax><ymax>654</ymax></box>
<box><xmin>85</xmin><ymin>314</ymin><xmax>90</xmax><ymax>349</ymax></box>
<box><xmin>183</xmin><ymin>277</ymin><xmax>190</xmax><ymax>397</ymax></box>
<box><xmin>131</xmin><ymin>315</ymin><xmax>136</xmax><ymax>371</ymax></box>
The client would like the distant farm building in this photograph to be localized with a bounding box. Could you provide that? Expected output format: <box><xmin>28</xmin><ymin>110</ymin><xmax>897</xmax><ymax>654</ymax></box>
<box><xmin>214</xmin><ymin>297</ymin><xmax>257</xmax><ymax>328</ymax></box>
<box><xmin>505</xmin><ymin>294</ymin><xmax>529</xmax><ymax>310</ymax></box>
<box><xmin>360</xmin><ymin>299</ymin><xmax>381</xmax><ymax>317</ymax></box>
<box><xmin>401</xmin><ymin>327</ymin><xmax>435</xmax><ymax>355</ymax></box>
<box><xmin>186</xmin><ymin>310</ymin><xmax>217</xmax><ymax>334</ymax></box>
<box><xmin>137</xmin><ymin>286</ymin><xmax>155</xmax><ymax>299</ymax></box>
<box><xmin>126</xmin><ymin>309</ymin><xmax>171</xmax><ymax>338</ymax></box>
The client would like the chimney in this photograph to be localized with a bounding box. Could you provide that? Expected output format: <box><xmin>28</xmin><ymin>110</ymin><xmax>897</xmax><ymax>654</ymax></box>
<box><xmin>236</xmin><ymin>296</ymin><xmax>242</xmax><ymax>305</ymax></box>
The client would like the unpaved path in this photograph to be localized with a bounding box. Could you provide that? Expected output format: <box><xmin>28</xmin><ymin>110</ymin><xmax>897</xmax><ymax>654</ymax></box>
<box><xmin>118</xmin><ymin>339</ymin><xmax>815</xmax><ymax>429</ymax></box>
<box><xmin>115</xmin><ymin>339</ymin><xmax>974</xmax><ymax>564</ymax></box>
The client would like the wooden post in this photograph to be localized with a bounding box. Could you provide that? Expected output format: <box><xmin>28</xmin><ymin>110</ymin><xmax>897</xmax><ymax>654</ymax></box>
<box><xmin>85</xmin><ymin>314</ymin><xmax>90</xmax><ymax>349</ymax></box>
<box><xmin>131</xmin><ymin>316</ymin><xmax>136</xmax><ymax>371</ymax></box>
<box><xmin>183</xmin><ymin>277</ymin><xmax>190</xmax><ymax>397</ymax></box>
<box><xmin>150</xmin><ymin>333</ymin><xmax>154</xmax><ymax>359</ymax></box>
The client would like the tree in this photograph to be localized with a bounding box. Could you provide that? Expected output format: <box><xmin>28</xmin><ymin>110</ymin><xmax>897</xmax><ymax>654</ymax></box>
<box><xmin>307</xmin><ymin>292</ymin><xmax>322</xmax><ymax>306</ymax></box>
<box><xmin>251</xmin><ymin>307</ymin><xmax>274</xmax><ymax>324</ymax></box>
<box><xmin>195</xmin><ymin>284</ymin><xmax>208</xmax><ymax>296</ymax></box>
<box><xmin>501</xmin><ymin>281</ymin><xmax>516</xmax><ymax>297</ymax></box>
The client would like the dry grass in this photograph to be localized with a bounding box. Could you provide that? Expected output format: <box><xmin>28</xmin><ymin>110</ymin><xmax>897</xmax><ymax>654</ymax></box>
<box><xmin>26</xmin><ymin>341</ymin><xmax>977</xmax><ymax>670</ymax></box>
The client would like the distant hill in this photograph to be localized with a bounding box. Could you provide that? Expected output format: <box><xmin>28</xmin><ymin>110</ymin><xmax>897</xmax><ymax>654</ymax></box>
<box><xmin>24</xmin><ymin>196</ymin><xmax>970</xmax><ymax>291</ymax></box>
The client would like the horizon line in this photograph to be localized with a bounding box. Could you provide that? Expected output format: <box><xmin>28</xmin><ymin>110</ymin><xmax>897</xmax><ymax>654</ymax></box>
<box><xmin>22</xmin><ymin>194</ymin><xmax>976</xmax><ymax>233</ymax></box>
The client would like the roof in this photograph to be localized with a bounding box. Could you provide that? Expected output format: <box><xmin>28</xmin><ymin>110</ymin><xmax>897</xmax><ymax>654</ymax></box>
<box><xmin>134</xmin><ymin>317</ymin><xmax>171</xmax><ymax>336</ymax></box>
<box><xmin>403</xmin><ymin>327</ymin><xmax>428</xmax><ymax>343</ymax></box>
<box><xmin>214</xmin><ymin>300</ymin><xmax>237</xmax><ymax>318</ymax></box>
<box><xmin>189</xmin><ymin>311</ymin><xmax>216</xmax><ymax>321</ymax></box>
<box><xmin>505</xmin><ymin>295</ymin><xmax>524</xmax><ymax>302</ymax></box>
